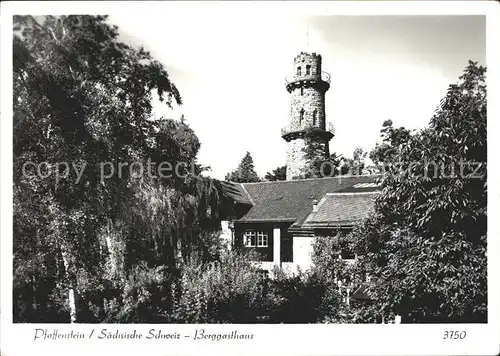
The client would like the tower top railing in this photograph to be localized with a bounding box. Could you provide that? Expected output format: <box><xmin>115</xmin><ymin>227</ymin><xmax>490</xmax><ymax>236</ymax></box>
<box><xmin>327</xmin><ymin>122</ymin><xmax>335</xmax><ymax>136</ymax></box>
<box><xmin>285</xmin><ymin>71</ymin><xmax>331</xmax><ymax>86</ymax></box>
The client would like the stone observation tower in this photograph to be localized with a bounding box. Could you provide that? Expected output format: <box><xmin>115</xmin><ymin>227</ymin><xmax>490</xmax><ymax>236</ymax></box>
<box><xmin>282</xmin><ymin>52</ymin><xmax>334</xmax><ymax>180</ymax></box>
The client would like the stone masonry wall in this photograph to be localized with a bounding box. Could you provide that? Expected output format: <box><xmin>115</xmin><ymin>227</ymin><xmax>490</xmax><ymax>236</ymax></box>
<box><xmin>290</xmin><ymin>86</ymin><xmax>325</xmax><ymax>131</ymax></box>
<box><xmin>293</xmin><ymin>52</ymin><xmax>322</xmax><ymax>79</ymax></box>
<box><xmin>286</xmin><ymin>139</ymin><xmax>307</xmax><ymax>180</ymax></box>
<box><xmin>284</xmin><ymin>52</ymin><xmax>331</xmax><ymax>180</ymax></box>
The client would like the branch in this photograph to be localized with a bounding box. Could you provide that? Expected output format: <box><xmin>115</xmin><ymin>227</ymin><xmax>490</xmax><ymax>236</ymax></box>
<box><xmin>48</xmin><ymin>28</ymin><xmax>59</xmax><ymax>44</ymax></box>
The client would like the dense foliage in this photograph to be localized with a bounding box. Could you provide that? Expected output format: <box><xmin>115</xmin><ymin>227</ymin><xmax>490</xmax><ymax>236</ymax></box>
<box><xmin>348</xmin><ymin>61</ymin><xmax>487</xmax><ymax>323</ymax></box>
<box><xmin>343</xmin><ymin>148</ymin><xmax>368</xmax><ymax>175</ymax></box>
<box><xmin>301</xmin><ymin>140</ymin><xmax>369</xmax><ymax>179</ymax></box>
<box><xmin>301</xmin><ymin>138</ymin><xmax>343</xmax><ymax>179</ymax></box>
<box><xmin>369</xmin><ymin>120</ymin><xmax>412</xmax><ymax>170</ymax></box>
<box><xmin>169</xmin><ymin>251</ymin><xmax>266</xmax><ymax>323</ymax></box>
<box><xmin>13</xmin><ymin>15</ymin><xmax>235</xmax><ymax>323</ymax></box>
<box><xmin>224</xmin><ymin>151</ymin><xmax>261</xmax><ymax>183</ymax></box>
<box><xmin>264</xmin><ymin>165</ymin><xmax>287</xmax><ymax>181</ymax></box>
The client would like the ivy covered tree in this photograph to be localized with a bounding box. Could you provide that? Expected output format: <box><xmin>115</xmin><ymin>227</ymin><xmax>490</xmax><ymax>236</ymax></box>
<box><xmin>301</xmin><ymin>137</ymin><xmax>345</xmax><ymax>179</ymax></box>
<box><xmin>13</xmin><ymin>15</ymin><xmax>234</xmax><ymax>323</ymax></box>
<box><xmin>225</xmin><ymin>151</ymin><xmax>261</xmax><ymax>183</ymax></box>
<box><xmin>350</xmin><ymin>61</ymin><xmax>487</xmax><ymax>323</ymax></box>
<box><xmin>264</xmin><ymin>165</ymin><xmax>287</xmax><ymax>181</ymax></box>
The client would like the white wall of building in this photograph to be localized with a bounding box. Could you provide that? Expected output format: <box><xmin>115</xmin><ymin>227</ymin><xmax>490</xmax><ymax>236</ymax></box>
<box><xmin>219</xmin><ymin>221</ymin><xmax>233</xmax><ymax>250</ymax></box>
<box><xmin>293</xmin><ymin>236</ymin><xmax>315</xmax><ymax>271</ymax></box>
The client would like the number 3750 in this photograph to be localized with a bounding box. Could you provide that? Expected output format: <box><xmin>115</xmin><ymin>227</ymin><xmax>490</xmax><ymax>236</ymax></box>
<box><xmin>443</xmin><ymin>330</ymin><xmax>467</xmax><ymax>339</ymax></box>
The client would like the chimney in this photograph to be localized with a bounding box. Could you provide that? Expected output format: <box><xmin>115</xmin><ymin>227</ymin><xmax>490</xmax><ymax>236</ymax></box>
<box><xmin>312</xmin><ymin>199</ymin><xmax>318</xmax><ymax>212</ymax></box>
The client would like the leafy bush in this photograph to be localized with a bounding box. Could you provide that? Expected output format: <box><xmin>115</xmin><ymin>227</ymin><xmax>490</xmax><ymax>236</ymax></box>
<box><xmin>85</xmin><ymin>262</ymin><xmax>173</xmax><ymax>323</ymax></box>
<box><xmin>265</xmin><ymin>267</ymin><xmax>327</xmax><ymax>323</ymax></box>
<box><xmin>309</xmin><ymin>234</ymin><xmax>360</xmax><ymax>321</ymax></box>
<box><xmin>169</xmin><ymin>250</ymin><xmax>267</xmax><ymax>323</ymax></box>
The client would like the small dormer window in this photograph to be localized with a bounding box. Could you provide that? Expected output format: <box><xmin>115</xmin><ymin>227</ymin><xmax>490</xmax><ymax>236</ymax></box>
<box><xmin>306</xmin><ymin>65</ymin><xmax>311</xmax><ymax>75</ymax></box>
<box><xmin>297</xmin><ymin>66</ymin><xmax>301</xmax><ymax>76</ymax></box>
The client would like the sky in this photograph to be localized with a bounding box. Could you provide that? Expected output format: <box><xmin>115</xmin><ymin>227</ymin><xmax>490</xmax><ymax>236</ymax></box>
<box><xmin>107</xmin><ymin>12</ymin><xmax>485</xmax><ymax>180</ymax></box>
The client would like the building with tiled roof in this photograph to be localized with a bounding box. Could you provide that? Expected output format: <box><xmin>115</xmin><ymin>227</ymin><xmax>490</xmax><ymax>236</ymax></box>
<box><xmin>220</xmin><ymin>51</ymin><xmax>382</xmax><ymax>274</ymax></box>
<box><xmin>221</xmin><ymin>176</ymin><xmax>381</xmax><ymax>273</ymax></box>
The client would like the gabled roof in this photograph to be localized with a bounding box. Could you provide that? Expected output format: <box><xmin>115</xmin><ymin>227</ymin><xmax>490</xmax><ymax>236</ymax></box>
<box><xmin>234</xmin><ymin>175</ymin><xmax>381</xmax><ymax>224</ymax></box>
<box><xmin>219</xmin><ymin>180</ymin><xmax>253</xmax><ymax>206</ymax></box>
<box><xmin>302</xmin><ymin>191</ymin><xmax>379</xmax><ymax>228</ymax></box>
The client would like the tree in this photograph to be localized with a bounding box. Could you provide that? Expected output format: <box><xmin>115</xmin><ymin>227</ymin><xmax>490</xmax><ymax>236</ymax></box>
<box><xmin>300</xmin><ymin>137</ymin><xmax>345</xmax><ymax>179</ymax></box>
<box><xmin>13</xmin><ymin>15</ymin><xmax>234</xmax><ymax>323</ymax></box>
<box><xmin>369</xmin><ymin>120</ymin><xmax>412</xmax><ymax>173</ymax></box>
<box><xmin>350</xmin><ymin>61</ymin><xmax>487</xmax><ymax>323</ymax></box>
<box><xmin>264</xmin><ymin>165</ymin><xmax>287</xmax><ymax>181</ymax></box>
<box><xmin>225</xmin><ymin>151</ymin><xmax>261</xmax><ymax>183</ymax></box>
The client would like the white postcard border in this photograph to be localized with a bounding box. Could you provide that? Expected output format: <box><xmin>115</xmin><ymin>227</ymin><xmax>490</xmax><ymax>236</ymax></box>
<box><xmin>1</xmin><ymin>1</ymin><xmax>499</xmax><ymax>356</ymax></box>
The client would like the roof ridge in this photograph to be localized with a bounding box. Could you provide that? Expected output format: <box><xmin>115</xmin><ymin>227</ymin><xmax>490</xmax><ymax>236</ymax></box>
<box><xmin>240</xmin><ymin>174</ymin><xmax>382</xmax><ymax>185</ymax></box>
<box><xmin>239</xmin><ymin>183</ymin><xmax>255</xmax><ymax>205</ymax></box>
<box><xmin>326</xmin><ymin>191</ymin><xmax>381</xmax><ymax>196</ymax></box>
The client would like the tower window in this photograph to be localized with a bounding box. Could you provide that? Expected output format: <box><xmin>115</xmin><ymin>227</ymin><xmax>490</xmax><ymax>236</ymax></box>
<box><xmin>297</xmin><ymin>66</ymin><xmax>301</xmax><ymax>76</ymax></box>
<box><xmin>300</xmin><ymin>87</ymin><xmax>303</xmax><ymax>96</ymax></box>
<box><xmin>299</xmin><ymin>109</ymin><xmax>304</xmax><ymax>124</ymax></box>
<box><xmin>313</xmin><ymin>110</ymin><xmax>317</xmax><ymax>126</ymax></box>
<box><xmin>306</xmin><ymin>65</ymin><xmax>311</xmax><ymax>75</ymax></box>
